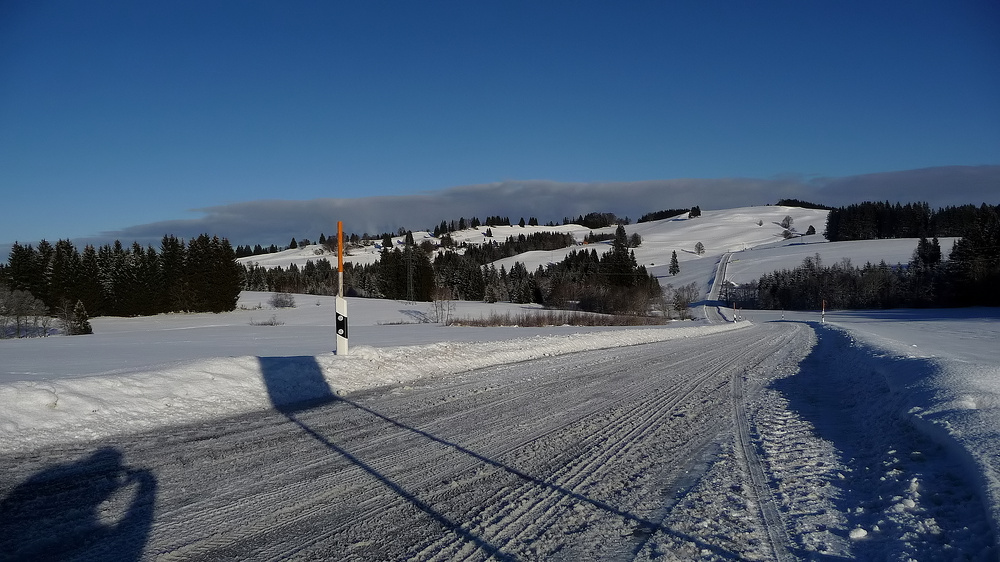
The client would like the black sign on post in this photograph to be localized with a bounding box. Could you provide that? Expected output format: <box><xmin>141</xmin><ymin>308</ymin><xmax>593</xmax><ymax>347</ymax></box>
<box><xmin>336</xmin><ymin>311</ymin><xmax>348</xmax><ymax>339</ymax></box>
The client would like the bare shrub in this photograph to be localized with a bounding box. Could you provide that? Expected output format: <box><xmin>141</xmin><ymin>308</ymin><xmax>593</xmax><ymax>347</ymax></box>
<box><xmin>0</xmin><ymin>287</ymin><xmax>51</xmax><ymax>338</ymax></box>
<box><xmin>430</xmin><ymin>286</ymin><xmax>455</xmax><ymax>324</ymax></box>
<box><xmin>269</xmin><ymin>292</ymin><xmax>296</xmax><ymax>308</ymax></box>
<box><xmin>671</xmin><ymin>282</ymin><xmax>699</xmax><ymax>320</ymax></box>
<box><xmin>250</xmin><ymin>314</ymin><xmax>284</xmax><ymax>326</ymax></box>
<box><xmin>449</xmin><ymin>310</ymin><xmax>667</xmax><ymax>327</ymax></box>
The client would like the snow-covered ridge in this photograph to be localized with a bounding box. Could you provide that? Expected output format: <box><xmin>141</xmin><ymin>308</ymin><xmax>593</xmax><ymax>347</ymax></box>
<box><xmin>236</xmin><ymin>205</ymin><xmax>946</xmax><ymax>305</ymax></box>
<box><xmin>237</xmin><ymin>205</ymin><xmax>832</xmax><ymax>274</ymax></box>
<box><xmin>0</xmin><ymin>321</ymin><xmax>748</xmax><ymax>454</ymax></box>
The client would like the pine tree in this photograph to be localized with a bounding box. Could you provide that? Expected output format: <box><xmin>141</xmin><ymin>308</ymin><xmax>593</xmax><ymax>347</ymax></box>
<box><xmin>185</xmin><ymin>234</ymin><xmax>213</xmax><ymax>312</ymax></box>
<box><xmin>209</xmin><ymin>236</ymin><xmax>242</xmax><ymax>312</ymax></box>
<box><xmin>34</xmin><ymin>240</ymin><xmax>54</xmax><ymax>307</ymax></box>
<box><xmin>78</xmin><ymin>245</ymin><xmax>103</xmax><ymax>316</ymax></box>
<box><xmin>49</xmin><ymin>239</ymin><xmax>81</xmax><ymax>310</ymax></box>
<box><xmin>669</xmin><ymin>251</ymin><xmax>680</xmax><ymax>276</ymax></box>
<box><xmin>6</xmin><ymin>242</ymin><xmax>36</xmax><ymax>294</ymax></box>
<box><xmin>159</xmin><ymin>235</ymin><xmax>187</xmax><ymax>312</ymax></box>
<box><xmin>70</xmin><ymin>300</ymin><xmax>93</xmax><ymax>335</ymax></box>
<box><xmin>106</xmin><ymin>240</ymin><xmax>129</xmax><ymax>315</ymax></box>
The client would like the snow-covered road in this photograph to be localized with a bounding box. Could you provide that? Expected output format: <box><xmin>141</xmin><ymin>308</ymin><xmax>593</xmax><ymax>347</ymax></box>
<box><xmin>2</xmin><ymin>321</ymin><xmax>993</xmax><ymax>560</ymax></box>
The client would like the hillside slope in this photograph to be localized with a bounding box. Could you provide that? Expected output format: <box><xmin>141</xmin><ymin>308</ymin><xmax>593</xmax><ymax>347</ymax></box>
<box><xmin>239</xmin><ymin>205</ymin><xmax>940</xmax><ymax>302</ymax></box>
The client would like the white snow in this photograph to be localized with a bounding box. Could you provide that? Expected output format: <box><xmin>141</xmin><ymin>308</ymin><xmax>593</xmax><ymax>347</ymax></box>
<box><xmin>3</xmin><ymin>204</ymin><xmax>999</xmax><ymax>556</ymax></box>
<box><xmin>0</xmin><ymin>292</ymin><xmax>749</xmax><ymax>453</ymax></box>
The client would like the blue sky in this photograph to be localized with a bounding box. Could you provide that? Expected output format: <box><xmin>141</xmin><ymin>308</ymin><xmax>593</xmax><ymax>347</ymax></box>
<box><xmin>2</xmin><ymin>1</ymin><xmax>998</xmax><ymax>250</ymax></box>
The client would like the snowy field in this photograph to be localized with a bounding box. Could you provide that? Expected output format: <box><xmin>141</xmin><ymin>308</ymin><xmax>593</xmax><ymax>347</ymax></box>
<box><xmin>3</xmin><ymin>206</ymin><xmax>999</xmax><ymax>558</ymax></box>
<box><xmin>0</xmin><ymin>292</ymin><xmax>749</xmax><ymax>453</ymax></box>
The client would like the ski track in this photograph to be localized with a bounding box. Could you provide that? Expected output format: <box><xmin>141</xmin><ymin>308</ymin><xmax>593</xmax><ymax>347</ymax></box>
<box><xmin>1</xmin><ymin>322</ymin><xmax>996</xmax><ymax>561</ymax></box>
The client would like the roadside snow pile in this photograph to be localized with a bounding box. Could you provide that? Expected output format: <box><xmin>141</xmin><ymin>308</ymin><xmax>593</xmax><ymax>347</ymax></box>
<box><xmin>886</xmin><ymin>359</ymin><xmax>1000</xmax><ymax>546</ymax></box>
<box><xmin>825</xmin><ymin>322</ymin><xmax>1000</xmax><ymax>550</ymax></box>
<box><xmin>0</xmin><ymin>321</ymin><xmax>748</xmax><ymax>454</ymax></box>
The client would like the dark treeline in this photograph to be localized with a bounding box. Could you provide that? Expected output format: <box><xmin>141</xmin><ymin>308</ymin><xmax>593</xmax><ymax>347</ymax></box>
<box><xmin>533</xmin><ymin>225</ymin><xmax>661</xmax><ymax>315</ymax></box>
<box><xmin>235</xmin><ymin>243</ymin><xmax>281</xmax><ymax>258</ymax></box>
<box><xmin>583</xmin><ymin>231</ymin><xmax>643</xmax><ymax>247</ymax></box>
<box><xmin>637</xmin><ymin>209</ymin><xmax>689</xmax><ymax>223</ymax></box>
<box><xmin>731</xmin><ymin>205</ymin><xmax>1000</xmax><ymax>310</ymax></box>
<box><xmin>776</xmin><ymin>198</ymin><xmax>832</xmax><ymax>210</ymax></box>
<box><xmin>463</xmin><ymin>232</ymin><xmax>577</xmax><ymax>265</ymax></box>
<box><xmin>563</xmin><ymin>212</ymin><xmax>626</xmax><ymax>229</ymax></box>
<box><xmin>1</xmin><ymin>234</ymin><xmax>243</xmax><ymax>318</ymax></box>
<box><xmin>823</xmin><ymin>201</ymin><xmax>996</xmax><ymax>242</ymax></box>
<box><xmin>432</xmin><ymin>216</ymin><xmax>543</xmax><ymax>236</ymax></box>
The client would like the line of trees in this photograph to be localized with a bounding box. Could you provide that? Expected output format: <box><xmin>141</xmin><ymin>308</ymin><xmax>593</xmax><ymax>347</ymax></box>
<box><xmin>432</xmin><ymin>216</ymin><xmax>544</xmax><ymax>236</ymax></box>
<box><xmin>235</xmin><ymin>243</ymin><xmax>282</xmax><ymax>258</ymax></box>
<box><xmin>463</xmin><ymin>232</ymin><xmax>577</xmax><ymax>265</ymax></box>
<box><xmin>1</xmin><ymin>234</ymin><xmax>243</xmax><ymax>321</ymax></box>
<box><xmin>533</xmin><ymin>225</ymin><xmax>662</xmax><ymax>315</ymax></box>
<box><xmin>637</xmin><ymin>208</ymin><xmax>689</xmax><ymax>223</ymax></box>
<box><xmin>823</xmin><ymin>201</ymin><xmax>995</xmax><ymax>242</ymax></box>
<box><xmin>776</xmin><ymin>198</ymin><xmax>832</xmax><ymax>210</ymax></box>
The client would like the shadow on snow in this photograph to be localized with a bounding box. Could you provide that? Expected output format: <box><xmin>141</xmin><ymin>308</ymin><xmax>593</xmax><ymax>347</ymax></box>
<box><xmin>0</xmin><ymin>447</ymin><xmax>157</xmax><ymax>561</ymax></box>
<box><xmin>769</xmin><ymin>321</ymin><xmax>996</xmax><ymax>560</ymax></box>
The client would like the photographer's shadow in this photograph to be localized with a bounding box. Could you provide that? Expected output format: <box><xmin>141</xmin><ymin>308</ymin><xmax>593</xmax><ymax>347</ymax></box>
<box><xmin>0</xmin><ymin>447</ymin><xmax>156</xmax><ymax>561</ymax></box>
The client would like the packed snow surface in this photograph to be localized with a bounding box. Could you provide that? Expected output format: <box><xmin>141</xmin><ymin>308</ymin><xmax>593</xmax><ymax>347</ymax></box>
<box><xmin>2</xmin><ymin>295</ymin><xmax>999</xmax><ymax>559</ymax></box>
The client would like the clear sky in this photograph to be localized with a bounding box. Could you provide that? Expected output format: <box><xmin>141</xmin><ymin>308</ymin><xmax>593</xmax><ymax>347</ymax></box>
<box><xmin>2</xmin><ymin>1</ymin><xmax>998</xmax><ymax>249</ymax></box>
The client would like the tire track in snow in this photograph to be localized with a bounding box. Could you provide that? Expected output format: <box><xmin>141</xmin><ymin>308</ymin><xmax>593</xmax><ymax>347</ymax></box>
<box><xmin>732</xmin><ymin>370</ymin><xmax>793</xmax><ymax>561</ymax></box>
<box><xmin>460</xmin><ymin>351</ymin><xmax>739</xmax><ymax>559</ymax></box>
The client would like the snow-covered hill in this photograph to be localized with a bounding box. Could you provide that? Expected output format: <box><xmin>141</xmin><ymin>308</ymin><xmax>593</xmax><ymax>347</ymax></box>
<box><xmin>239</xmin><ymin>205</ymin><xmax>946</xmax><ymax>302</ymax></box>
<box><xmin>238</xmin><ymin>206</ymin><xmax>833</xmax><ymax>275</ymax></box>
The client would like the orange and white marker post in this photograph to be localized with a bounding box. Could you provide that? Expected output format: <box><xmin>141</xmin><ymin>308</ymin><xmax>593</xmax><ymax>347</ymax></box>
<box><xmin>336</xmin><ymin>221</ymin><xmax>349</xmax><ymax>355</ymax></box>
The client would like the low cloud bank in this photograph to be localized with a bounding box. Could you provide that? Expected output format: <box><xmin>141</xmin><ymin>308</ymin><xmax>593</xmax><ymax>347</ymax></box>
<box><xmin>7</xmin><ymin>165</ymin><xmax>999</xmax><ymax>254</ymax></box>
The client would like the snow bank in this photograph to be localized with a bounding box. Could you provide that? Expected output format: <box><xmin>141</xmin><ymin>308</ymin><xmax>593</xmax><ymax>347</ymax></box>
<box><xmin>0</xmin><ymin>321</ymin><xmax>748</xmax><ymax>454</ymax></box>
<box><xmin>824</xmin><ymin>321</ymin><xmax>1000</xmax><ymax>546</ymax></box>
